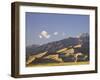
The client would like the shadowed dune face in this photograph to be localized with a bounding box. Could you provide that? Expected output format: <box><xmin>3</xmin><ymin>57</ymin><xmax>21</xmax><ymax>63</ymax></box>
<box><xmin>43</xmin><ymin>54</ymin><xmax>63</xmax><ymax>62</ymax></box>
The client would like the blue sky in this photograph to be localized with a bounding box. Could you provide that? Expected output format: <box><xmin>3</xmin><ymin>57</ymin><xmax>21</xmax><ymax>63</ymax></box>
<box><xmin>26</xmin><ymin>12</ymin><xmax>89</xmax><ymax>46</ymax></box>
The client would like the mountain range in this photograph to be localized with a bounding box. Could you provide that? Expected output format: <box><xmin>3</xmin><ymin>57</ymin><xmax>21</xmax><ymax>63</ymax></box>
<box><xmin>26</xmin><ymin>33</ymin><xmax>89</xmax><ymax>66</ymax></box>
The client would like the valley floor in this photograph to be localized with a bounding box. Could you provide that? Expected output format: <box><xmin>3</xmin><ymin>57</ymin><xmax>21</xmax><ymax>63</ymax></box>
<box><xmin>26</xmin><ymin>61</ymin><xmax>89</xmax><ymax>67</ymax></box>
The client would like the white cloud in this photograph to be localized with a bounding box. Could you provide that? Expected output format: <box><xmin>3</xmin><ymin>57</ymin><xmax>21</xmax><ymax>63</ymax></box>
<box><xmin>54</xmin><ymin>32</ymin><xmax>58</xmax><ymax>35</ymax></box>
<box><xmin>40</xmin><ymin>30</ymin><xmax>51</xmax><ymax>39</ymax></box>
<box><xmin>46</xmin><ymin>35</ymin><xmax>51</xmax><ymax>39</ymax></box>
<box><xmin>39</xmin><ymin>35</ymin><xmax>42</xmax><ymax>39</ymax></box>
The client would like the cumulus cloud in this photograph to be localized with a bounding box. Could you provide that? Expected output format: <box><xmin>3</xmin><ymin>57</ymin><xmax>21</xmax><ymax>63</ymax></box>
<box><xmin>54</xmin><ymin>32</ymin><xmax>58</xmax><ymax>35</ymax></box>
<box><xmin>39</xmin><ymin>35</ymin><xmax>42</xmax><ymax>38</ymax></box>
<box><xmin>46</xmin><ymin>35</ymin><xmax>51</xmax><ymax>39</ymax></box>
<box><xmin>40</xmin><ymin>30</ymin><xmax>51</xmax><ymax>39</ymax></box>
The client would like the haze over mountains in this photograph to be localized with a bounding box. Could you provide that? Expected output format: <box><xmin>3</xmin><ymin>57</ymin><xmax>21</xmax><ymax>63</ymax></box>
<box><xmin>26</xmin><ymin>33</ymin><xmax>89</xmax><ymax>66</ymax></box>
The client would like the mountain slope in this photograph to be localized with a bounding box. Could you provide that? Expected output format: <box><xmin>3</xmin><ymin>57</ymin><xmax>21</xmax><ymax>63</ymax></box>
<box><xmin>26</xmin><ymin>33</ymin><xmax>89</xmax><ymax>66</ymax></box>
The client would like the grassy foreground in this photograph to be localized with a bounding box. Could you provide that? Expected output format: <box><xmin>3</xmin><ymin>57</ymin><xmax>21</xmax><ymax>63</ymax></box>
<box><xmin>26</xmin><ymin>61</ymin><xmax>89</xmax><ymax>67</ymax></box>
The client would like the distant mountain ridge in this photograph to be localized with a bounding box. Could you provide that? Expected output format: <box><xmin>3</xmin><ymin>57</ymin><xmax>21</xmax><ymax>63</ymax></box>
<box><xmin>26</xmin><ymin>33</ymin><xmax>89</xmax><ymax>65</ymax></box>
<box><xmin>26</xmin><ymin>33</ymin><xmax>89</xmax><ymax>55</ymax></box>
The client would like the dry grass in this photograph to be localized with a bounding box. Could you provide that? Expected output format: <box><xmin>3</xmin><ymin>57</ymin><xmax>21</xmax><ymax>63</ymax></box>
<box><xmin>26</xmin><ymin>61</ymin><xmax>89</xmax><ymax>67</ymax></box>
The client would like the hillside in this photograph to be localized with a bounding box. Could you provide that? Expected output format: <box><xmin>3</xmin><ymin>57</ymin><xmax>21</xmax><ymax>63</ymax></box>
<box><xmin>26</xmin><ymin>33</ymin><xmax>89</xmax><ymax>66</ymax></box>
